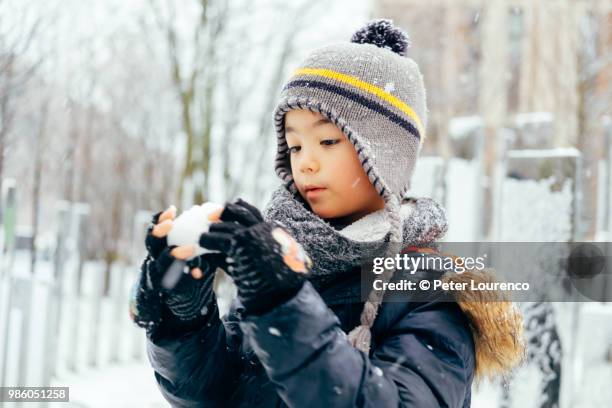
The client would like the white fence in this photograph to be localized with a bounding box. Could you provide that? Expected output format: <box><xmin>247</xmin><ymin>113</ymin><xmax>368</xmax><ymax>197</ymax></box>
<box><xmin>0</xmin><ymin>189</ymin><xmax>150</xmax><ymax>406</ymax></box>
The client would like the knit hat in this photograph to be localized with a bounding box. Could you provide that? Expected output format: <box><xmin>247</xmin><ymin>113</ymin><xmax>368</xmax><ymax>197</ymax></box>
<box><xmin>271</xmin><ymin>19</ymin><xmax>429</xmax><ymax>354</ymax></box>
<box><xmin>273</xmin><ymin>19</ymin><xmax>427</xmax><ymax>200</ymax></box>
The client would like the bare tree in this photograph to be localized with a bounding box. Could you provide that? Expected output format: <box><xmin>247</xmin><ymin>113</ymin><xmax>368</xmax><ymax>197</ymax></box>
<box><xmin>149</xmin><ymin>0</ymin><xmax>228</xmax><ymax>208</ymax></box>
<box><xmin>0</xmin><ymin>1</ymin><xmax>42</xmax><ymax>215</ymax></box>
<box><xmin>29</xmin><ymin>91</ymin><xmax>50</xmax><ymax>275</ymax></box>
<box><xmin>149</xmin><ymin>0</ymin><xmax>328</xmax><ymax>208</ymax></box>
<box><xmin>243</xmin><ymin>0</ymin><xmax>324</xmax><ymax>204</ymax></box>
<box><xmin>575</xmin><ymin>3</ymin><xmax>612</xmax><ymax>239</ymax></box>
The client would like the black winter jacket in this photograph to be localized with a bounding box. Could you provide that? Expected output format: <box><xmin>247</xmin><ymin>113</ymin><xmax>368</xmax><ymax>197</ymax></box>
<box><xmin>145</xmin><ymin>265</ymin><xmax>478</xmax><ymax>407</ymax></box>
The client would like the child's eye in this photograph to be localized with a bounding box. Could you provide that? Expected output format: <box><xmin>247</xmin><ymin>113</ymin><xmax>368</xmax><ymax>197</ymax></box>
<box><xmin>288</xmin><ymin>146</ymin><xmax>301</xmax><ymax>154</ymax></box>
<box><xmin>321</xmin><ymin>139</ymin><xmax>340</xmax><ymax>146</ymax></box>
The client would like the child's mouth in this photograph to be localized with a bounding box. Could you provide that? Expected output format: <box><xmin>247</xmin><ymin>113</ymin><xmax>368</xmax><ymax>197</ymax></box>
<box><xmin>305</xmin><ymin>188</ymin><xmax>326</xmax><ymax>199</ymax></box>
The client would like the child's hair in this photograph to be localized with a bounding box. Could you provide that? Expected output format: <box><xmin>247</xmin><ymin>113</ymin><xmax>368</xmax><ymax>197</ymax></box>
<box><xmin>270</xmin><ymin>19</ymin><xmax>428</xmax><ymax>354</ymax></box>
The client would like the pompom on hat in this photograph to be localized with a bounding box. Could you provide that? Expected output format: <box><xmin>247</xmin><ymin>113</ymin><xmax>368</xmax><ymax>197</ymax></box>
<box><xmin>271</xmin><ymin>19</ymin><xmax>429</xmax><ymax>354</ymax></box>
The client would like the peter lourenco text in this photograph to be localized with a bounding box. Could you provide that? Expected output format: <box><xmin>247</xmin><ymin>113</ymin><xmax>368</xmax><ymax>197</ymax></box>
<box><xmin>372</xmin><ymin>278</ymin><xmax>530</xmax><ymax>292</ymax></box>
<box><xmin>372</xmin><ymin>253</ymin><xmax>486</xmax><ymax>274</ymax></box>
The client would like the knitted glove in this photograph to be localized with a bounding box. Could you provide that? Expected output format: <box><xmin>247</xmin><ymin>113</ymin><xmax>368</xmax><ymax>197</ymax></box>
<box><xmin>130</xmin><ymin>208</ymin><xmax>227</xmax><ymax>332</ymax></box>
<box><xmin>199</xmin><ymin>198</ymin><xmax>312</xmax><ymax>316</ymax></box>
<box><xmin>144</xmin><ymin>207</ymin><xmax>175</xmax><ymax>260</ymax></box>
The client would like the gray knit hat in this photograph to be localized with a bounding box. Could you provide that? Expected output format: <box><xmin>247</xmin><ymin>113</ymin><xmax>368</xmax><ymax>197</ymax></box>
<box><xmin>272</xmin><ymin>19</ymin><xmax>428</xmax><ymax>354</ymax></box>
<box><xmin>274</xmin><ymin>19</ymin><xmax>427</xmax><ymax>200</ymax></box>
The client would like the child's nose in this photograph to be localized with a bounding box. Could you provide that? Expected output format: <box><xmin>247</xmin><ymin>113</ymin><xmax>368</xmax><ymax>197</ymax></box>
<box><xmin>299</xmin><ymin>150</ymin><xmax>320</xmax><ymax>173</ymax></box>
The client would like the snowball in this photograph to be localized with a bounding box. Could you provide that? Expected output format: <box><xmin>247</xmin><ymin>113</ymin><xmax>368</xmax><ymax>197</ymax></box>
<box><xmin>167</xmin><ymin>202</ymin><xmax>224</xmax><ymax>260</ymax></box>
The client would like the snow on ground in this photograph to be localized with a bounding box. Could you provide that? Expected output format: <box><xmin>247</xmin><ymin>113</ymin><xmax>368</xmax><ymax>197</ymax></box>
<box><xmin>1</xmin><ymin>252</ymin><xmax>168</xmax><ymax>407</ymax></box>
<box><xmin>49</xmin><ymin>360</ymin><xmax>167</xmax><ymax>408</ymax></box>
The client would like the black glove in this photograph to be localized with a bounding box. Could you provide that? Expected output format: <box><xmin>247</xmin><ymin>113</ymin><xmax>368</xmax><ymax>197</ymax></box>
<box><xmin>144</xmin><ymin>209</ymin><xmax>171</xmax><ymax>260</ymax></box>
<box><xmin>130</xmin><ymin>209</ymin><xmax>227</xmax><ymax>333</ymax></box>
<box><xmin>199</xmin><ymin>198</ymin><xmax>312</xmax><ymax>316</ymax></box>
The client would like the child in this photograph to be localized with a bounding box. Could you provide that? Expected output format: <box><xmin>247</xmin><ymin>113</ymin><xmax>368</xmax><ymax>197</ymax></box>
<box><xmin>130</xmin><ymin>19</ymin><xmax>524</xmax><ymax>407</ymax></box>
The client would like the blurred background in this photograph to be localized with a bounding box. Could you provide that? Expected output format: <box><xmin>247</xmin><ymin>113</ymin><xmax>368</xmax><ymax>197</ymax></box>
<box><xmin>0</xmin><ymin>0</ymin><xmax>610</xmax><ymax>406</ymax></box>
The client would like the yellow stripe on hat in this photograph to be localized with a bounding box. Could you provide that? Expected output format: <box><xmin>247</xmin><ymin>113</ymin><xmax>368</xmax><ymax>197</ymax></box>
<box><xmin>293</xmin><ymin>67</ymin><xmax>425</xmax><ymax>137</ymax></box>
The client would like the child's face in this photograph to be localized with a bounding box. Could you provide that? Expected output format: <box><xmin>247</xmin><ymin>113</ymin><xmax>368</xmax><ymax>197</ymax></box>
<box><xmin>285</xmin><ymin>109</ymin><xmax>385</xmax><ymax>223</ymax></box>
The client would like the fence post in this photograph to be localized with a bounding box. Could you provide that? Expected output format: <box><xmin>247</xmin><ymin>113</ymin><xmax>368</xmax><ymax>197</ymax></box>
<box><xmin>86</xmin><ymin>261</ymin><xmax>105</xmax><ymax>368</ymax></box>
<box><xmin>0</xmin><ymin>179</ymin><xmax>17</xmax><ymax>277</ymax></box>
<box><xmin>496</xmin><ymin>148</ymin><xmax>581</xmax><ymax>242</ymax></box>
<box><xmin>108</xmin><ymin>262</ymin><xmax>125</xmax><ymax>363</ymax></box>
<box><xmin>65</xmin><ymin>203</ymin><xmax>90</xmax><ymax>372</ymax></box>
<box><xmin>0</xmin><ymin>179</ymin><xmax>18</xmax><ymax>388</ymax></box>
<box><xmin>445</xmin><ymin>116</ymin><xmax>485</xmax><ymax>241</ymax></box>
<box><xmin>597</xmin><ymin>118</ymin><xmax>612</xmax><ymax>239</ymax></box>
<box><xmin>44</xmin><ymin>201</ymin><xmax>70</xmax><ymax>383</ymax></box>
<box><xmin>494</xmin><ymin>147</ymin><xmax>582</xmax><ymax>407</ymax></box>
<box><xmin>602</xmin><ymin>119</ymin><xmax>612</xmax><ymax>303</ymax></box>
<box><xmin>15</xmin><ymin>278</ymin><xmax>33</xmax><ymax>389</ymax></box>
<box><xmin>409</xmin><ymin>157</ymin><xmax>445</xmax><ymax>203</ymax></box>
<box><xmin>513</xmin><ymin>112</ymin><xmax>555</xmax><ymax>149</ymax></box>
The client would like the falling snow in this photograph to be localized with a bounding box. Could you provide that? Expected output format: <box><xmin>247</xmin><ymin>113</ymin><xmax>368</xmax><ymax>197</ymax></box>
<box><xmin>372</xmin><ymin>366</ymin><xmax>383</xmax><ymax>376</ymax></box>
<box><xmin>268</xmin><ymin>327</ymin><xmax>282</xmax><ymax>337</ymax></box>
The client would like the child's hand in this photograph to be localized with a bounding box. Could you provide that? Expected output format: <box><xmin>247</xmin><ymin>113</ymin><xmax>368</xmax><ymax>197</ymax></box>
<box><xmin>132</xmin><ymin>205</ymin><xmax>229</xmax><ymax>331</ymax></box>
<box><xmin>145</xmin><ymin>205</ymin><xmax>207</xmax><ymax>280</ymax></box>
<box><xmin>145</xmin><ymin>205</ymin><xmax>175</xmax><ymax>259</ymax></box>
<box><xmin>199</xmin><ymin>198</ymin><xmax>312</xmax><ymax>315</ymax></box>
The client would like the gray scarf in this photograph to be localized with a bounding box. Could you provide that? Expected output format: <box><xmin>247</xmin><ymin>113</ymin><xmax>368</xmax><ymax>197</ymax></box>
<box><xmin>263</xmin><ymin>185</ymin><xmax>449</xmax><ymax>276</ymax></box>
